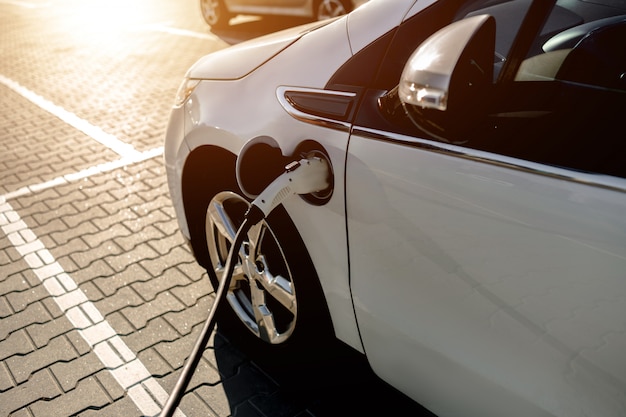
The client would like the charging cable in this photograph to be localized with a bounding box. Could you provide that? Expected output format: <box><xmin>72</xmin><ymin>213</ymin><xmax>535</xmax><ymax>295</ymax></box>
<box><xmin>160</xmin><ymin>156</ymin><xmax>330</xmax><ymax>417</ymax></box>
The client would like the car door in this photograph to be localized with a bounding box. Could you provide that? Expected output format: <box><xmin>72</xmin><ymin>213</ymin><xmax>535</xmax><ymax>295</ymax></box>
<box><xmin>344</xmin><ymin>1</ymin><xmax>626</xmax><ymax>416</ymax></box>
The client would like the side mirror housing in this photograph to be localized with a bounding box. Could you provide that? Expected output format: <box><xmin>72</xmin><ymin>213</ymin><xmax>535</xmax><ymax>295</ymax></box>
<box><xmin>400</xmin><ymin>14</ymin><xmax>495</xmax><ymax>111</ymax></box>
<box><xmin>398</xmin><ymin>14</ymin><xmax>495</xmax><ymax>141</ymax></box>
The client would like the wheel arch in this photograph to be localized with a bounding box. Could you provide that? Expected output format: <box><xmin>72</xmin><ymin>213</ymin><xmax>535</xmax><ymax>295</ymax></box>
<box><xmin>182</xmin><ymin>144</ymin><xmax>237</xmax><ymax>270</ymax></box>
<box><xmin>181</xmin><ymin>143</ymin><xmax>339</xmax><ymax>350</ymax></box>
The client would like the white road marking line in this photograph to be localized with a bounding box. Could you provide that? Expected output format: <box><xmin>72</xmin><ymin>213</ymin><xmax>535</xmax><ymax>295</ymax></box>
<box><xmin>2</xmin><ymin>147</ymin><xmax>163</xmax><ymax>200</ymax></box>
<box><xmin>139</xmin><ymin>23</ymin><xmax>222</xmax><ymax>42</ymax></box>
<box><xmin>0</xmin><ymin>201</ymin><xmax>186</xmax><ymax>417</ymax></box>
<box><xmin>0</xmin><ymin>71</ymin><xmax>187</xmax><ymax>414</ymax></box>
<box><xmin>0</xmin><ymin>75</ymin><xmax>141</xmax><ymax>159</ymax></box>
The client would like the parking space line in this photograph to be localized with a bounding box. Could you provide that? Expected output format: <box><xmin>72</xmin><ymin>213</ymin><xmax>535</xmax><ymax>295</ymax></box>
<box><xmin>0</xmin><ymin>74</ymin><xmax>141</xmax><ymax>159</ymax></box>
<box><xmin>0</xmin><ymin>74</ymin><xmax>186</xmax><ymax>415</ymax></box>
<box><xmin>140</xmin><ymin>23</ymin><xmax>222</xmax><ymax>42</ymax></box>
<box><xmin>0</xmin><ymin>165</ymin><xmax>186</xmax><ymax>417</ymax></box>
<box><xmin>1</xmin><ymin>146</ymin><xmax>163</xmax><ymax>201</ymax></box>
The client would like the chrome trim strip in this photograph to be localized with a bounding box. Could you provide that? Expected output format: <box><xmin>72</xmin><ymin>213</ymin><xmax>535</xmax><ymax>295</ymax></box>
<box><xmin>277</xmin><ymin>86</ymin><xmax>354</xmax><ymax>132</ymax></box>
<box><xmin>353</xmin><ymin>125</ymin><xmax>626</xmax><ymax>194</ymax></box>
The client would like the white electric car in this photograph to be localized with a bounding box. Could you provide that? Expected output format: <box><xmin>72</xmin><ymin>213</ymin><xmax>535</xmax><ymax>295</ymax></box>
<box><xmin>164</xmin><ymin>0</ymin><xmax>626</xmax><ymax>416</ymax></box>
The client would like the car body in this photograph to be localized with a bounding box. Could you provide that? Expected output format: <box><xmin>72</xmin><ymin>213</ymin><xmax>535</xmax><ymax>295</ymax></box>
<box><xmin>164</xmin><ymin>0</ymin><xmax>626</xmax><ymax>416</ymax></box>
<box><xmin>199</xmin><ymin>0</ymin><xmax>368</xmax><ymax>27</ymax></box>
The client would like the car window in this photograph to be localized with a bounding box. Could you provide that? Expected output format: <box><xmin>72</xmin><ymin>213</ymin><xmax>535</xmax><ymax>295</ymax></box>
<box><xmin>478</xmin><ymin>1</ymin><xmax>626</xmax><ymax>178</ymax></box>
<box><xmin>516</xmin><ymin>12</ymin><xmax>626</xmax><ymax>91</ymax></box>
<box><xmin>373</xmin><ymin>0</ymin><xmax>626</xmax><ymax>179</ymax></box>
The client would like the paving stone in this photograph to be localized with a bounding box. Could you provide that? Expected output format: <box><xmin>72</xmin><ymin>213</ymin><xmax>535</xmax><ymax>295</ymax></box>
<box><xmin>78</xmin><ymin>395</ymin><xmax>143</xmax><ymax>417</ymax></box>
<box><xmin>230</xmin><ymin>400</ymin><xmax>270</xmax><ymax>417</ymax></box>
<box><xmin>74</xmin><ymin>281</ymin><xmax>105</xmax><ymax>303</ymax></box>
<box><xmin>0</xmin><ymin>329</ymin><xmax>35</xmax><ymax>361</ymax></box>
<box><xmin>94</xmin><ymin>285</ymin><xmax>143</xmax><ymax>316</ymax></box>
<box><xmin>147</xmin><ymin>230</ymin><xmax>187</xmax><ymax>256</ymax></box>
<box><xmin>122</xmin><ymin>209</ymin><xmax>171</xmax><ymax>234</ymax></box>
<box><xmin>61</xmin><ymin>204</ymin><xmax>108</xmax><ymax>229</ymax></box>
<box><xmin>0</xmin><ymin>296</ymin><xmax>12</xmax><ymax>318</ymax></box>
<box><xmin>6</xmin><ymin>285</ymin><xmax>50</xmax><ymax>314</ymax></box>
<box><xmin>25</xmin><ymin>315</ymin><xmax>74</xmax><ymax>349</ymax></box>
<box><xmin>100</xmin><ymin>193</ymin><xmax>145</xmax><ymax>217</ymax></box>
<box><xmin>172</xmin><ymin>390</ymin><xmax>220</xmax><ymax>417</ymax></box>
<box><xmin>69</xmin><ymin>240</ymin><xmax>124</xmax><ymax>270</ymax></box>
<box><xmin>64</xmin><ymin>259</ymin><xmax>116</xmax><ymax>285</ymax></box>
<box><xmin>136</xmin><ymin>347</ymin><xmax>175</xmax><ymax>379</ymax></box>
<box><xmin>29</xmin><ymin>202</ymin><xmax>78</xmax><ymax>228</ymax></box>
<box><xmin>91</xmin><ymin>208</ymin><xmax>139</xmax><ymax>233</ymax></box>
<box><xmin>70</xmin><ymin>191</ymin><xmax>117</xmax><ymax>213</ymax></box>
<box><xmin>0</xmin><ymin>369</ymin><xmax>62</xmax><ymax>416</ymax></box>
<box><xmin>6</xmin><ymin>335</ymin><xmax>78</xmax><ymax>384</ymax></box>
<box><xmin>49</xmin><ymin>220</ymin><xmax>98</xmax><ymax>246</ymax></box>
<box><xmin>0</xmin><ymin>256</ymin><xmax>30</xmax><ymax>278</ymax></box>
<box><xmin>115</xmin><ymin>224</ymin><xmax>165</xmax><ymax>252</ymax></box>
<box><xmin>122</xmin><ymin>316</ymin><xmax>181</xmax><ymax>353</ymax></box>
<box><xmin>45</xmin><ymin>189</ymin><xmax>88</xmax><ymax>211</ymax></box>
<box><xmin>154</xmin><ymin>215</ymin><xmax>181</xmax><ymax>236</ymax></box>
<box><xmin>108</xmin><ymin>182</ymin><xmax>151</xmax><ymax>202</ymax></box>
<box><xmin>0</xmin><ymin>301</ymin><xmax>51</xmax><ymax>341</ymax></box>
<box><xmin>49</xmin><ymin>351</ymin><xmax>106</xmax><ymax>392</ymax></box>
<box><xmin>81</xmin><ymin>178</ymin><xmax>126</xmax><ymax>200</ymax></box>
<box><xmin>39</xmin><ymin>235</ymin><xmax>90</xmax><ymax>260</ymax></box>
<box><xmin>12</xmin><ymin>189</ymin><xmax>59</xmax><ymax>212</ymax></box>
<box><xmin>92</xmin><ymin>263</ymin><xmax>151</xmax><ymax>296</ymax></box>
<box><xmin>162</xmin><ymin>293</ymin><xmax>213</xmax><ymax>337</ymax></box>
<box><xmin>28</xmin><ymin>376</ymin><xmax>110</xmax><ymax>417</ymax></box>
<box><xmin>0</xmin><ymin>361</ymin><xmax>15</xmax><ymax>392</ymax></box>
<box><xmin>7</xmin><ymin>406</ymin><xmax>33</xmax><ymax>417</ymax></box>
<box><xmin>104</xmin><ymin>242</ymin><xmax>160</xmax><ymax>273</ymax></box>
<box><xmin>0</xmin><ymin>273</ymin><xmax>30</xmax><ymax>299</ymax></box>
<box><xmin>168</xmin><ymin>274</ymin><xmax>213</xmax><ymax>308</ymax></box>
<box><xmin>131</xmin><ymin>265</ymin><xmax>192</xmax><ymax>303</ymax></box>
<box><xmin>140</xmin><ymin>245</ymin><xmax>196</xmax><ymax>278</ymax></box>
<box><xmin>103</xmin><ymin>311</ymin><xmax>136</xmax><ymax>336</ymax></box>
<box><xmin>94</xmin><ymin>369</ymin><xmax>126</xmax><ymax>401</ymax></box>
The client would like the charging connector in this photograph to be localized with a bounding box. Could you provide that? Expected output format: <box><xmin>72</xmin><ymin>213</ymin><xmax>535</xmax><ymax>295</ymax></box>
<box><xmin>246</xmin><ymin>155</ymin><xmax>331</xmax><ymax>221</ymax></box>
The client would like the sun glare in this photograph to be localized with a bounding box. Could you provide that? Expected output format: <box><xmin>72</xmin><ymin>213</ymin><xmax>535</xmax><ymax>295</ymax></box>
<box><xmin>59</xmin><ymin>0</ymin><xmax>155</xmax><ymax>34</ymax></box>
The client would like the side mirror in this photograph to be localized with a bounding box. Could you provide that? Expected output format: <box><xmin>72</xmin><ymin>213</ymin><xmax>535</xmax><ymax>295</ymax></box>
<box><xmin>398</xmin><ymin>14</ymin><xmax>496</xmax><ymax>141</ymax></box>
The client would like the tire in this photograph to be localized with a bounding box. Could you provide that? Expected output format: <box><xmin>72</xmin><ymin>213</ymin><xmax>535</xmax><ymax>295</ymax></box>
<box><xmin>185</xmin><ymin>150</ymin><xmax>335</xmax><ymax>379</ymax></box>
<box><xmin>200</xmin><ymin>0</ymin><xmax>232</xmax><ymax>28</ymax></box>
<box><xmin>315</xmin><ymin>0</ymin><xmax>350</xmax><ymax>21</ymax></box>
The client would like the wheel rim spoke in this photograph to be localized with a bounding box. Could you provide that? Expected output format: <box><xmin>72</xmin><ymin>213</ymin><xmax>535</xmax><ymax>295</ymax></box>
<box><xmin>206</xmin><ymin>192</ymin><xmax>297</xmax><ymax>344</ymax></box>
<box><xmin>254</xmin><ymin>257</ymin><xmax>296</xmax><ymax>313</ymax></box>
<box><xmin>208</xmin><ymin>199</ymin><xmax>238</xmax><ymax>241</ymax></box>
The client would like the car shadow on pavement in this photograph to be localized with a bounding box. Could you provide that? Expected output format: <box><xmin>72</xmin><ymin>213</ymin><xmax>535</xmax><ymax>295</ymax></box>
<box><xmin>212</xmin><ymin>330</ymin><xmax>437</xmax><ymax>417</ymax></box>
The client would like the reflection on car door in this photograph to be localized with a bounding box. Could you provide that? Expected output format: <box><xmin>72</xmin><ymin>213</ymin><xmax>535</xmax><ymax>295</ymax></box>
<box><xmin>345</xmin><ymin>2</ymin><xmax>626</xmax><ymax>416</ymax></box>
<box><xmin>346</xmin><ymin>131</ymin><xmax>626</xmax><ymax>417</ymax></box>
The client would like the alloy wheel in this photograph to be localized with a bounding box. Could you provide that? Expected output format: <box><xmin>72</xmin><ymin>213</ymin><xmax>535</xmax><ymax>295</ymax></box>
<box><xmin>200</xmin><ymin>0</ymin><xmax>222</xmax><ymax>26</ymax></box>
<box><xmin>206</xmin><ymin>191</ymin><xmax>297</xmax><ymax>344</ymax></box>
<box><xmin>316</xmin><ymin>0</ymin><xmax>348</xmax><ymax>20</ymax></box>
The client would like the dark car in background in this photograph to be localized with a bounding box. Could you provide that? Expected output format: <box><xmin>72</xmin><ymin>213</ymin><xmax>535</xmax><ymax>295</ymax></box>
<box><xmin>200</xmin><ymin>0</ymin><xmax>367</xmax><ymax>27</ymax></box>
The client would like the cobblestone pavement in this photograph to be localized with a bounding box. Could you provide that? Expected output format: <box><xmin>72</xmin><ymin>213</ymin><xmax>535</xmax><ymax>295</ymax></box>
<box><xmin>0</xmin><ymin>1</ymin><xmax>434</xmax><ymax>416</ymax></box>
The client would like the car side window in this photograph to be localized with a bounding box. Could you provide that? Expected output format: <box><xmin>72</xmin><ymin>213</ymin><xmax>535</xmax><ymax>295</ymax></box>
<box><xmin>364</xmin><ymin>0</ymin><xmax>626</xmax><ymax>179</ymax></box>
<box><xmin>517</xmin><ymin>14</ymin><xmax>626</xmax><ymax>91</ymax></box>
<box><xmin>477</xmin><ymin>3</ymin><xmax>626</xmax><ymax>178</ymax></box>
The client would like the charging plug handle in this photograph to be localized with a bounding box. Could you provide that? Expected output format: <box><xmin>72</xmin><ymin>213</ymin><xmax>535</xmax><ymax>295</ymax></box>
<box><xmin>249</xmin><ymin>156</ymin><xmax>330</xmax><ymax>218</ymax></box>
